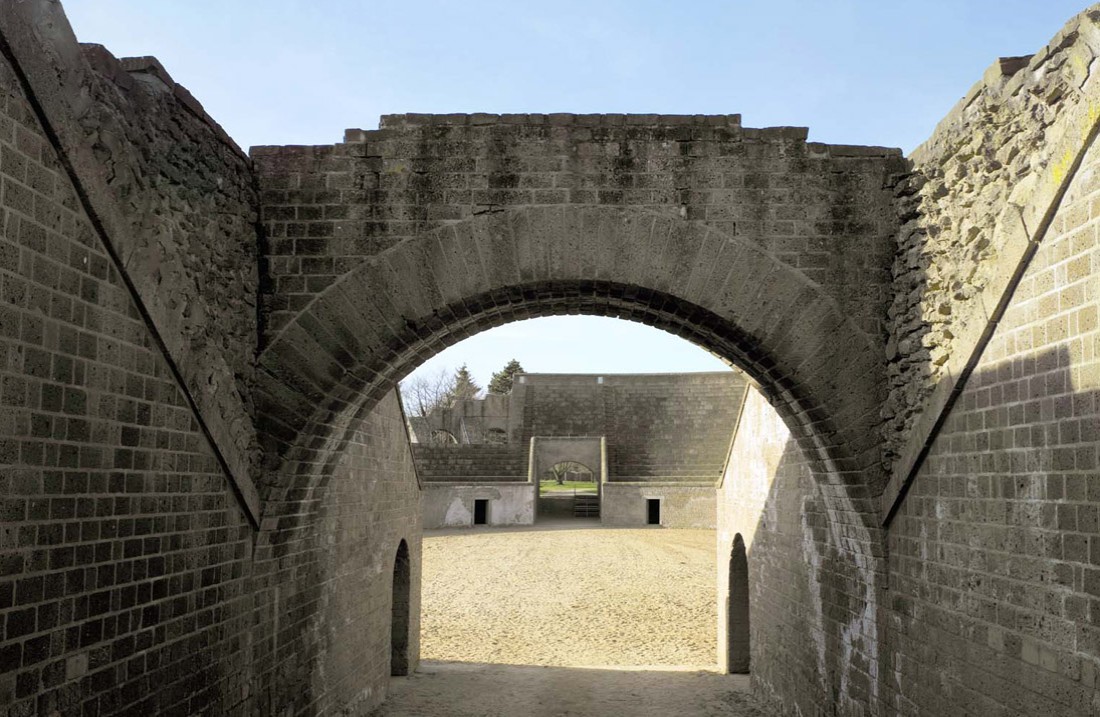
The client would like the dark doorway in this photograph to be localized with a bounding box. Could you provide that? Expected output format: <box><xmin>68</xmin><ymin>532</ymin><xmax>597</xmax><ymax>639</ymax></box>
<box><xmin>728</xmin><ymin>533</ymin><xmax>750</xmax><ymax>673</ymax></box>
<box><xmin>474</xmin><ymin>499</ymin><xmax>488</xmax><ymax>525</ymax></box>
<box><xmin>391</xmin><ymin>540</ymin><xmax>410</xmax><ymax>676</ymax></box>
<box><xmin>646</xmin><ymin>499</ymin><xmax>661</xmax><ymax>525</ymax></box>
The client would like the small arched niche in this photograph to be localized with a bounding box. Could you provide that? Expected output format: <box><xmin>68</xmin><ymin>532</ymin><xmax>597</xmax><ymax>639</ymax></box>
<box><xmin>728</xmin><ymin>533</ymin><xmax>750</xmax><ymax>674</ymax></box>
<box><xmin>391</xmin><ymin>539</ymin><xmax>411</xmax><ymax>676</ymax></box>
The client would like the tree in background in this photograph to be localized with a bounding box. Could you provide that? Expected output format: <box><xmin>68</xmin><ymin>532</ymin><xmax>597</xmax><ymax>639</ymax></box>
<box><xmin>400</xmin><ymin>363</ymin><xmax>484</xmax><ymax>418</ymax></box>
<box><xmin>487</xmin><ymin>358</ymin><xmax>524</xmax><ymax>395</ymax></box>
<box><xmin>400</xmin><ymin>367</ymin><xmax>453</xmax><ymax>417</ymax></box>
<box><xmin>450</xmin><ymin>364</ymin><xmax>482</xmax><ymax>403</ymax></box>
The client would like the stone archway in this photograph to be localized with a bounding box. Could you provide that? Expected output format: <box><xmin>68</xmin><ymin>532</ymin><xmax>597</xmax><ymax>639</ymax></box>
<box><xmin>256</xmin><ymin>205</ymin><xmax>885</xmax><ymax>498</ymax></box>
<box><xmin>252</xmin><ymin>202</ymin><xmax>891</xmax><ymax>711</ymax></box>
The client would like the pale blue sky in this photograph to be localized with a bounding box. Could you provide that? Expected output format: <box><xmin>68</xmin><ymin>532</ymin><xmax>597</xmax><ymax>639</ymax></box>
<box><xmin>64</xmin><ymin>1</ymin><xmax>1089</xmax><ymax>389</ymax></box>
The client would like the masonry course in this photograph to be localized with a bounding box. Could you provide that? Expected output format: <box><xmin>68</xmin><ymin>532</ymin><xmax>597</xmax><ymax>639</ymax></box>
<box><xmin>412</xmin><ymin>372</ymin><xmax>745</xmax><ymax>529</ymax></box>
<box><xmin>2</xmin><ymin>1</ymin><xmax>1100</xmax><ymax>716</ymax></box>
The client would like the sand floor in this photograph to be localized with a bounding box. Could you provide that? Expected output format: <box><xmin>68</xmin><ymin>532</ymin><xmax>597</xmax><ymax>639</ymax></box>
<box><xmin>376</xmin><ymin>661</ymin><xmax>769</xmax><ymax>717</ymax></box>
<box><xmin>374</xmin><ymin>522</ymin><xmax>771</xmax><ymax>715</ymax></box>
<box><xmin>419</xmin><ymin>522</ymin><xmax>718</xmax><ymax>667</ymax></box>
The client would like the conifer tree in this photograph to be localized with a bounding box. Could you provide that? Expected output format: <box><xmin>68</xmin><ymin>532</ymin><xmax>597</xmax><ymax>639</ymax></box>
<box><xmin>487</xmin><ymin>358</ymin><xmax>524</xmax><ymax>395</ymax></box>
<box><xmin>449</xmin><ymin>364</ymin><xmax>482</xmax><ymax>402</ymax></box>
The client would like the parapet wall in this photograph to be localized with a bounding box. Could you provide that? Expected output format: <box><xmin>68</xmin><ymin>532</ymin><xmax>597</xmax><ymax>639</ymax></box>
<box><xmin>412</xmin><ymin>444</ymin><xmax>527</xmax><ymax>481</ymax></box>
<box><xmin>0</xmin><ymin>2</ymin><xmax>261</xmax><ymax>516</ymax></box>
<box><xmin>253</xmin><ymin>111</ymin><xmax>906</xmax><ymax>357</ymax></box>
<box><xmin>511</xmin><ymin>372</ymin><xmax>748</xmax><ymax>483</ymax></box>
<box><xmin>884</xmin><ymin>7</ymin><xmax>1100</xmax><ymax>509</ymax></box>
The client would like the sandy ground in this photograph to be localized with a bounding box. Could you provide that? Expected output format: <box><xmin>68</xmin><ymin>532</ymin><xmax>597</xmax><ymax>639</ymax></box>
<box><xmin>376</xmin><ymin>661</ymin><xmax>769</xmax><ymax>717</ymax></box>
<box><xmin>419</xmin><ymin>522</ymin><xmax>718</xmax><ymax>667</ymax></box>
<box><xmin>375</xmin><ymin>522</ymin><xmax>772</xmax><ymax>716</ymax></box>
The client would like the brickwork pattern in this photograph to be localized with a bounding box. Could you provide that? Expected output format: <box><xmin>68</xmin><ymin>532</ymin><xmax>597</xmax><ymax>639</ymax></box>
<box><xmin>249</xmin><ymin>392</ymin><xmax>422</xmax><ymax>715</ymax></box>
<box><xmin>0</xmin><ymin>49</ymin><xmax>254</xmax><ymax>716</ymax></box>
<box><xmin>884</xmin><ymin>8</ymin><xmax>1100</xmax><ymax>482</ymax></box>
<box><xmin>253</xmin><ymin>204</ymin><xmax>893</xmax><ymax>553</ymax></box>
<box><xmin>511</xmin><ymin>373</ymin><xmax>746</xmax><ymax>482</ymax></box>
<box><xmin>253</xmin><ymin>114</ymin><xmax>904</xmax><ymax>345</ymax></box>
<box><xmin>412</xmin><ymin>444</ymin><xmax>526</xmax><ymax>482</ymax></box>
<box><xmin>0</xmin><ymin>3</ymin><xmax>262</xmax><ymax>507</ymax></box>
<box><xmin>717</xmin><ymin>387</ymin><xmax>882</xmax><ymax>712</ymax></box>
<box><xmin>884</xmin><ymin>107</ymin><xmax>1100</xmax><ymax>716</ymax></box>
<box><xmin>12</xmin><ymin>2</ymin><xmax>1100</xmax><ymax>716</ymax></box>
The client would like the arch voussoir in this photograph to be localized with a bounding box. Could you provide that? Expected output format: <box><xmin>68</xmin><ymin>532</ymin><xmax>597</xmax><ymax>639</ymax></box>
<box><xmin>255</xmin><ymin>205</ymin><xmax>888</xmax><ymax>522</ymax></box>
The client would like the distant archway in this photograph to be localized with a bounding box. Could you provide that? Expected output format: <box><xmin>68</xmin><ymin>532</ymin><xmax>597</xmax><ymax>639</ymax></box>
<box><xmin>429</xmin><ymin>429</ymin><xmax>458</xmax><ymax>446</ymax></box>
<box><xmin>728</xmin><ymin>533</ymin><xmax>750</xmax><ymax>674</ymax></box>
<box><xmin>391</xmin><ymin>540</ymin><xmax>411</xmax><ymax>676</ymax></box>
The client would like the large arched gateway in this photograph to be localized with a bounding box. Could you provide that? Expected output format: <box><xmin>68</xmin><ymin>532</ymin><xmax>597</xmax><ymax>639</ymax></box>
<box><xmin>5</xmin><ymin>2</ymin><xmax>1100</xmax><ymax>715</ymax></box>
<box><xmin>249</xmin><ymin>120</ymin><xmax>904</xmax><ymax>711</ymax></box>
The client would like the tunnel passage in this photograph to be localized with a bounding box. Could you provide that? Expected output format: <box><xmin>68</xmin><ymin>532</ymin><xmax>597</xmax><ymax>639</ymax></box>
<box><xmin>7</xmin><ymin>0</ymin><xmax>1100</xmax><ymax>711</ymax></box>
<box><xmin>252</xmin><ymin>197</ymin><xmax>895</xmax><ymax>712</ymax></box>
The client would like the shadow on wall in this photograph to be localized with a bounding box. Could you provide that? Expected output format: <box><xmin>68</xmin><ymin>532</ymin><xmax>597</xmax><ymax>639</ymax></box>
<box><xmin>725</xmin><ymin>344</ymin><xmax>1100</xmax><ymax>715</ymax></box>
<box><xmin>721</xmin><ymin>412</ymin><xmax>883</xmax><ymax>713</ymax></box>
<box><xmin>392</xmin><ymin>540</ymin><xmax>411</xmax><ymax>676</ymax></box>
<box><xmin>884</xmin><ymin>344</ymin><xmax>1100</xmax><ymax>716</ymax></box>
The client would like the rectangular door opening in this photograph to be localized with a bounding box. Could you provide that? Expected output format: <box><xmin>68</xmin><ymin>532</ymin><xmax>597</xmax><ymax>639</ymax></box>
<box><xmin>646</xmin><ymin>498</ymin><xmax>661</xmax><ymax>526</ymax></box>
<box><xmin>474</xmin><ymin>499</ymin><xmax>488</xmax><ymax>526</ymax></box>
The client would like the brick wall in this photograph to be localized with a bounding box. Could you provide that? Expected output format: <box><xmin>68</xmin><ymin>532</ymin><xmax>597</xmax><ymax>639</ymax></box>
<box><xmin>412</xmin><ymin>444</ymin><xmax>526</xmax><ymax>482</ymax></box>
<box><xmin>603</xmin><ymin>373</ymin><xmax>745</xmax><ymax>482</ymax></box>
<box><xmin>511</xmin><ymin>372</ymin><xmax>747</xmax><ymax>483</ymax></box>
<box><xmin>0</xmin><ymin>8</ymin><xmax>424</xmax><ymax>714</ymax></box>
<box><xmin>0</xmin><ymin>2</ymin><xmax>261</xmax><ymax>510</ymax></box>
<box><xmin>882</xmin><ymin>98</ymin><xmax>1100</xmax><ymax>716</ymax></box>
<box><xmin>250</xmin><ymin>392</ymin><xmax>421</xmax><ymax>715</ymax></box>
<box><xmin>884</xmin><ymin>8</ymin><xmax>1100</xmax><ymax>489</ymax></box>
<box><xmin>253</xmin><ymin>116</ymin><xmax>906</xmax><ymax>512</ymax></box>
<box><xmin>716</xmin><ymin>387</ymin><xmax>882</xmax><ymax>712</ymax></box>
<box><xmin>253</xmin><ymin>116</ymin><xmax>903</xmax><ymax>345</ymax></box>
<box><xmin>0</xmin><ymin>42</ymin><xmax>254</xmax><ymax>716</ymax></box>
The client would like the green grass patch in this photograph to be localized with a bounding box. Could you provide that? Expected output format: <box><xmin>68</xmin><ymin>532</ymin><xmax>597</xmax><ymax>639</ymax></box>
<box><xmin>539</xmin><ymin>480</ymin><xmax>598</xmax><ymax>494</ymax></box>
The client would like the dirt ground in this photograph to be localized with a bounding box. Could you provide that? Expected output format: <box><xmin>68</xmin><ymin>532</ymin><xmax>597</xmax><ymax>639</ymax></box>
<box><xmin>419</xmin><ymin>522</ymin><xmax>718</xmax><ymax>667</ymax></box>
<box><xmin>377</xmin><ymin>661</ymin><xmax>769</xmax><ymax>717</ymax></box>
<box><xmin>374</xmin><ymin>522</ymin><xmax>771</xmax><ymax>716</ymax></box>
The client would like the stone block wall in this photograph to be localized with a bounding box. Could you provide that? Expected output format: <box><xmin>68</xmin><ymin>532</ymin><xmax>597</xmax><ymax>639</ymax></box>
<box><xmin>881</xmin><ymin>95</ymin><xmax>1100</xmax><ymax>716</ymax></box>
<box><xmin>0</xmin><ymin>2</ymin><xmax>262</xmax><ymax>513</ymax></box>
<box><xmin>600</xmin><ymin>484</ymin><xmax>716</xmax><ymax>528</ymax></box>
<box><xmin>0</xmin><ymin>37</ymin><xmax>255</xmax><ymax>716</ymax></box>
<box><xmin>0</xmin><ymin>6</ymin><xmax>425</xmax><ymax>715</ymax></box>
<box><xmin>510</xmin><ymin>372</ymin><xmax>747</xmax><ymax>483</ymax></box>
<box><xmin>512</xmin><ymin>374</ymin><xmax>606</xmax><ymax>441</ymax></box>
<box><xmin>884</xmin><ymin>7</ymin><xmax>1100</xmax><ymax>497</ymax></box>
<box><xmin>603</xmin><ymin>373</ymin><xmax>746</xmax><ymax>481</ymax></box>
<box><xmin>411</xmin><ymin>444</ymin><xmax>527</xmax><ymax>482</ymax></box>
<box><xmin>716</xmin><ymin>387</ymin><xmax>881</xmax><ymax>712</ymax></box>
<box><xmin>252</xmin><ymin>113</ymin><xmax>904</xmax><ymax>353</ymax></box>
<box><xmin>249</xmin><ymin>392</ymin><xmax>422</xmax><ymax>715</ymax></box>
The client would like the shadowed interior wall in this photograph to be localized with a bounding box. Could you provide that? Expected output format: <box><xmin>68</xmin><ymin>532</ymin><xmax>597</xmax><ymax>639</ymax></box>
<box><xmin>728</xmin><ymin>534</ymin><xmax>749</xmax><ymax>674</ymax></box>
<box><xmin>716</xmin><ymin>387</ymin><xmax>878</xmax><ymax>712</ymax></box>
<box><xmin>250</xmin><ymin>391</ymin><xmax>421</xmax><ymax>715</ymax></box>
<box><xmin>0</xmin><ymin>30</ymin><xmax>257</xmax><ymax>716</ymax></box>
<box><xmin>881</xmin><ymin>90</ymin><xmax>1100</xmax><ymax>717</ymax></box>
